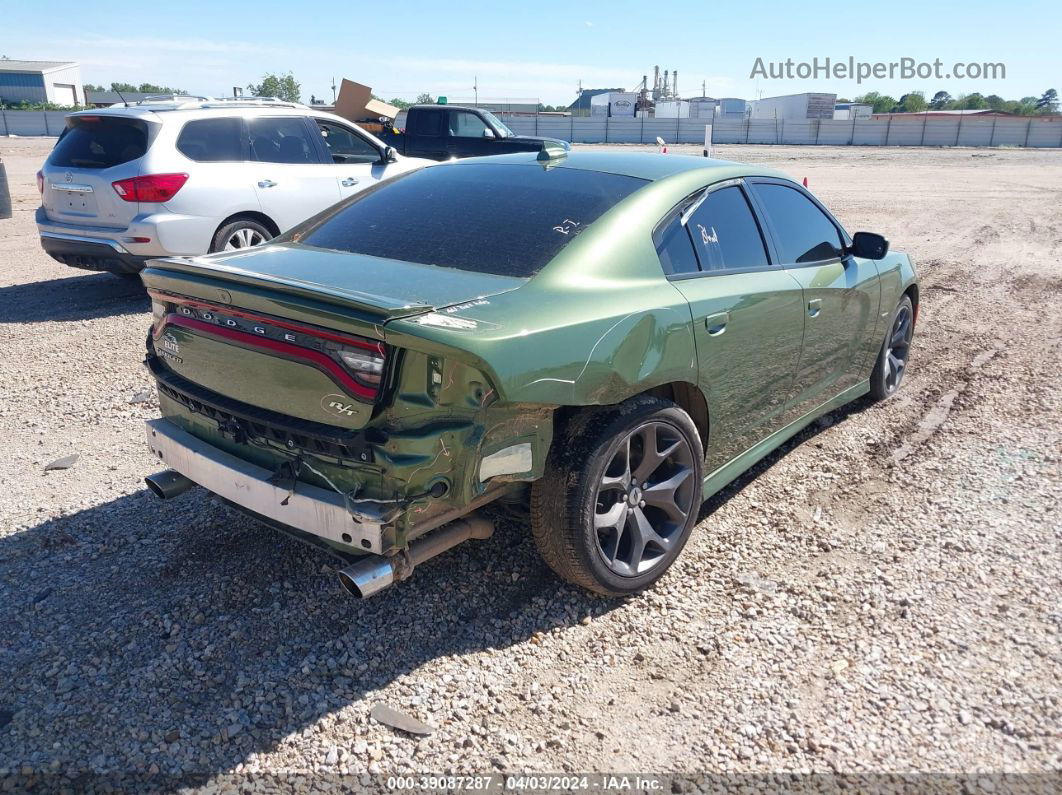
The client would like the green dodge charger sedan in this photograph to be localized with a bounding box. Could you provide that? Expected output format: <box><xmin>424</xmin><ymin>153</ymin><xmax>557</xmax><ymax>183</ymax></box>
<box><xmin>140</xmin><ymin>150</ymin><xmax>918</xmax><ymax>597</ymax></box>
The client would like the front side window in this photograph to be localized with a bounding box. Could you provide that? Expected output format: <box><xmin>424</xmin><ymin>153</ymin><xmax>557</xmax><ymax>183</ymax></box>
<box><xmin>315</xmin><ymin>120</ymin><xmax>379</xmax><ymax>164</ymax></box>
<box><xmin>752</xmin><ymin>183</ymin><xmax>843</xmax><ymax>264</ymax></box>
<box><xmin>297</xmin><ymin>163</ymin><xmax>647</xmax><ymax>277</ymax></box>
<box><xmin>177</xmin><ymin>118</ymin><xmax>243</xmax><ymax>162</ymax></box>
<box><xmin>248</xmin><ymin>117</ymin><xmax>319</xmax><ymax>164</ymax></box>
<box><xmin>449</xmin><ymin>111</ymin><xmax>490</xmax><ymax>138</ymax></box>
<box><xmin>684</xmin><ymin>186</ymin><xmax>770</xmax><ymax>272</ymax></box>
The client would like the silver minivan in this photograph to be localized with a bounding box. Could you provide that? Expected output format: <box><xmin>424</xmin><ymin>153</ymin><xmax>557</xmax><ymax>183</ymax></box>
<box><xmin>36</xmin><ymin>97</ymin><xmax>430</xmax><ymax>274</ymax></box>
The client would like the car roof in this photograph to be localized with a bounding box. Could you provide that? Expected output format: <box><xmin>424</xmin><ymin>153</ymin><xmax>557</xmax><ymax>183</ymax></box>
<box><xmin>443</xmin><ymin>150</ymin><xmax>788</xmax><ymax>183</ymax></box>
<box><xmin>66</xmin><ymin>101</ymin><xmax>331</xmax><ymax>123</ymax></box>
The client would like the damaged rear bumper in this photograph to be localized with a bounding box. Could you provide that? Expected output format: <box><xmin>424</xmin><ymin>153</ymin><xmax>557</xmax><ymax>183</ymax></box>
<box><xmin>144</xmin><ymin>418</ymin><xmax>388</xmax><ymax>554</ymax></box>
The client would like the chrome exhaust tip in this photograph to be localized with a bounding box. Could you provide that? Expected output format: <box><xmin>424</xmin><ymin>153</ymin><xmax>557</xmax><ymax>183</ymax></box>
<box><xmin>337</xmin><ymin>557</ymin><xmax>395</xmax><ymax>598</ymax></box>
<box><xmin>144</xmin><ymin>469</ymin><xmax>195</xmax><ymax>500</ymax></box>
<box><xmin>337</xmin><ymin>515</ymin><xmax>494</xmax><ymax>598</ymax></box>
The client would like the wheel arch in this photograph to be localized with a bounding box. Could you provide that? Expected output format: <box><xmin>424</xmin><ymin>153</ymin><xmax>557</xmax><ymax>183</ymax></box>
<box><xmin>554</xmin><ymin>380</ymin><xmax>710</xmax><ymax>458</ymax></box>
<box><xmin>212</xmin><ymin>211</ymin><xmax>281</xmax><ymax>244</ymax></box>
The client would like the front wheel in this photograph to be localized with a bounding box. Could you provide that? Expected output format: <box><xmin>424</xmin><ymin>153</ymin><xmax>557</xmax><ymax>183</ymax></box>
<box><xmin>531</xmin><ymin>397</ymin><xmax>703</xmax><ymax>596</ymax></box>
<box><xmin>869</xmin><ymin>294</ymin><xmax>914</xmax><ymax>400</ymax></box>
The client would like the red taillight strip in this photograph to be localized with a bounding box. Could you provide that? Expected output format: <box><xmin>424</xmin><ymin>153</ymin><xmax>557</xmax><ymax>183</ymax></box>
<box><xmin>165</xmin><ymin>314</ymin><xmax>376</xmax><ymax>400</ymax></box>
<box><xmin>149</xmin><ymin>290</ymin><xmax>384</xmax><ymax>354</ymax></box>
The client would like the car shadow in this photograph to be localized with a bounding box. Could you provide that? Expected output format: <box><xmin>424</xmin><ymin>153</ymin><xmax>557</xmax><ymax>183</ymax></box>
<box><xmin>0</xmin><ymin>272</ymin><xmax>147</xmax><ymax>324</ymax></box>
<box><xmin>0</xmin><ymin>488</ymin><xmax>614</xmax><ymax>782</ymax></box>
<box><xmin>697</xmin><ymin>395</ymin><xmax>875</xmax><ymax>522</ymax></box>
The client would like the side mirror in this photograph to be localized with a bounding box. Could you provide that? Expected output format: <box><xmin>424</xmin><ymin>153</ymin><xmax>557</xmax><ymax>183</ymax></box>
<box><xmin>382</xmin><ymin>145</ymin><xmax>397</xmax><ymax>163</ymax></box>
<box><xmin>483</xmin><ymin>128</ymin><xmax>496</xmax><ymax>139</ymax></box>
<box><xmin>849</xmin><ymin>231</ymin><xmax>889</xmax><ymax>260</ymax></box>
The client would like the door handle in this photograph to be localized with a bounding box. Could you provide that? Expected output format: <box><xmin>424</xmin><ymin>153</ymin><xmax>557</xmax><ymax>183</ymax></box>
<box><xmin>257</xmin><ymin>179</ymin><xmax>277</xmax><ymax>188</ymax></box>
<box><xmin>705</xmin><ymin>311</ymin><xmax>730</xmax><ymax>336</ymax></box>
<box><xmin>807</xmin><ymin>299</ymin><xmax>822</xmax><ymax>318</ymax></box>
<box><xmin>340</xmin><ymin>177</ymin><xmax>359</xmax><ymax>187</ymax></box>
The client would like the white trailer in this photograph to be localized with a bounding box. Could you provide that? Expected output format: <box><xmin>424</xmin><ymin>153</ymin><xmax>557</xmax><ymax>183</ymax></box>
<box><xmin>655</xmin><ymin>100</ymin><xmax>690</xmax><ymax>119</ymax></box>
<box><xmin>590</xmin><ymin>92</ymin><xmax>638</xmax><ymax>118</ymax></box>
<box><xmin>750</xmin><ymin>92</ymin><xmax>837</xmax><ymax>120</ymax></box>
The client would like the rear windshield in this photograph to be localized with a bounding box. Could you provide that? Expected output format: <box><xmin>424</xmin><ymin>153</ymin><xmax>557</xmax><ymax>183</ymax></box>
<box><xmin>50</xmin><ymin>117</ymin><xmax>149</xmax><ymax>169</ymax></box>
<box><xmin>297</xmin><ymin>163</ymin><xmax>647</xmax><ymax>277</ymax></box>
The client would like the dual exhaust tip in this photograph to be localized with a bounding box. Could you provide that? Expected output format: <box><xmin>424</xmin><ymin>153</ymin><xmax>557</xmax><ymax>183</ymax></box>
<box><xmin>145</xmin><ymin>468</ymin><xmax>493</xmax><ymax>599</ymax></box>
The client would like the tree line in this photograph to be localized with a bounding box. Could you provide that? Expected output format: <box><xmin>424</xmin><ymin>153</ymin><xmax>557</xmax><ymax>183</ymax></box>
<box><xmin>848</xmin><ymin>89</ymin><xmax>1058</xmax><ymax>115</ymax></box>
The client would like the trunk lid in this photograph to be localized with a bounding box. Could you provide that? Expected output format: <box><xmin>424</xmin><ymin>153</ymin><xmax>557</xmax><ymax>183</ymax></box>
<box><xmin>145</xmin><ymin>243</ymin><xmax>526</xmax><ymax>320</ymax></box>
<box><xmin>42</xmin><ymin>113</ymin><xmax>154</xmax><ymax>228</ymax></box>
<box><xmin>142</xmin><ymin>244</ymin><xmax>525</xmax><ymax>430</ymax></box>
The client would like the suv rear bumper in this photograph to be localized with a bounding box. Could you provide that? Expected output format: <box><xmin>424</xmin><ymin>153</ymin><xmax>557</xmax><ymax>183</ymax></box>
<box><xmin>40</xmin><ymin>232</ymin><xmax>151</xmax><ymax>274</ymax></box>
<box><xmin>144</xmin><ymin>418</ymin><xmax>388</xmax><ymax>554</ymax></box>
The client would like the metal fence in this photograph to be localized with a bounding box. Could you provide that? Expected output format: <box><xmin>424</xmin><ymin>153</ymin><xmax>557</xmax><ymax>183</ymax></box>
<box><xmin>4</xmin><ymin>109</ymin><xmax>1061</xmax><ymax>148</ymax></box>
<box><xmin>0</xmin><ymin>110</ymin><xmax>70</xmax><ymax>136</ymax></box>
<box><xmin>497</xmin><ymin>114</ymin><xmax>1062</xmax><ymax>148</ymax></box>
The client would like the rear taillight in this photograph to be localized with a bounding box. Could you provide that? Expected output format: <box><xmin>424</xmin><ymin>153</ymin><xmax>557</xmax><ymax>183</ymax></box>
<box><xmin>112</xmin><ymin>173</ymin><xmax>188</xmax><ymax>203</ymax></box>
<box><xmin>334</xmin><ymin>346</ymin><xmax>386</xmax><ymax>387</ymax></box>
<box><xmin>36</xmin><ymin>170</ymin><xmax>44</xmax><ymax>194</ymax></box>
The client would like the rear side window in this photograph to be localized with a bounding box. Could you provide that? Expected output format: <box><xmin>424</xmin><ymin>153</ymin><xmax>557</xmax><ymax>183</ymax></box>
<box><xmin>655</xmin><ymin>215</ymin><xmax>700</xmax><ymax>276</ymax></box>
<box><xmin>50</xmin><ymin>117</ymin><xmax>147</xmax><ymax>168</ymax></box>
<box><xmin>177</xmin><ymin>118</ymin><xmax>244</xmax><ymax>162</ymax></box>
<box><xmin>685</xmin><ymin>186</ymin><xmax>770</xmax><ymax>271</ymax></box>
<box><xmin>412</xmin><ymin>110</ymin><xmax>443</xmax><ymax>136</ymax></box>
<box><xmin>248</xmin><ymin>117</ymin><xmax>320</xmax><ymax>164</ymax></box>
<box><xmin>298</xmin><ymin>163</ymin><xmax>647</xmax><ymax>277</ymax></box>
<box><xmin>752</xmin><ymin>183</ymin><xmax>843</xmax><ymax>264</ymax></box>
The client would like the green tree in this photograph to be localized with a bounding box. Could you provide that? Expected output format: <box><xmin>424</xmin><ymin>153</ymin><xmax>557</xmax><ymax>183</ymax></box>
<box><xmin>898</xmin><ymin>91</ymin><xmax>927</xmax><ymax>113</ymax></box>
<box><xmin>108</xmin><ymin>81</ymin><xmax>185</xmax><ymax>95</ymax></box>
<box><xmin>985</xmin><ymin>94</ymin><xmax>1005</xmax><ymax>111</ymax></box>
<box><xmin>958</xmin><ymin>93</ymin><xmax>988</xmax><ymax>110</ymax></box>
<box><xmin>415</xmin><ymin>92</ymin><xmax>435</xmax><ymax>104</ymax></box>
<box><xmin>1036</xmin><ymin>88</ymin><xmax>1059</xmax><ymax>114</ymax></box>
<box><xmin>929</xmin><ymin>90</ymin><xmax>953</xmax><ymax>110</ymax></box>
<box><xmin>247</xmin><ymin>72</ymin><xmax>301</xmax><ymax>103</ymax></box>
<box><xmin>387</xmin><ymin>97</ymin><xmax>413</xmax><ymax>110</ymax></box>
<box><xmin>854</xmin><ymin>91</ymin><xmax>898</xmax><ymax>113</ymax></box>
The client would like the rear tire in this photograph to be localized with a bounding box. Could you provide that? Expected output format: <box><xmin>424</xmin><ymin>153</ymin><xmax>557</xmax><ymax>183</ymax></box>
<box><xmin>531</xmin><ymin>397</ymin><xmax>703</xmax><ymax>596</ymax></box>
<box><xmin>869</xmin><ymin>295</ymin><xmax>914</xmax><ymax>400</ymax></box>
<box><xmin>209</xmin><ymin>218</ymin><xmax>272</xmax><ymax>253</ymax></box>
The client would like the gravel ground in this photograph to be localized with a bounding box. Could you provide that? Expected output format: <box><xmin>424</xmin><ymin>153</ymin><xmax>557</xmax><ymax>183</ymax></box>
<box><xmin>0</xmin><ymin>137</ymin><xmax>1059</xmax><ymax>786</ymax></box>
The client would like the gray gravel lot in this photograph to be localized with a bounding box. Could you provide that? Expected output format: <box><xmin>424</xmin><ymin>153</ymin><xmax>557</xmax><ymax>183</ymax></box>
<box><xmin>0</xmin><ymin>137</ymin><xmax>1059</xmax><ymax>785</ymax></box>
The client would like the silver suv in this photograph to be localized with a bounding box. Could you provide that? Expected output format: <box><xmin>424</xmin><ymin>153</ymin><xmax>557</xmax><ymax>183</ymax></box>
<box><xmin>36</xmin><ymin>97</ymin><xmax>430</xmax><ymax>274</ymax></box>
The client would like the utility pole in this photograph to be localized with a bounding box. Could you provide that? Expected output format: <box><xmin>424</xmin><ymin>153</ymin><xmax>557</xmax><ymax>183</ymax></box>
<box><xmin>473</xmin><ymin>76</ymin><xmax>478</xmax><ymax>107</ymax></box>
<box><xmin>702</xmin><ymin>80</ymin><xmax>706</xmax><ymax>98</ymax></box>
<box><xmin>331</xmin><ymin>77</ymin><xmax>336</xmax><ymax>103</ymax></box>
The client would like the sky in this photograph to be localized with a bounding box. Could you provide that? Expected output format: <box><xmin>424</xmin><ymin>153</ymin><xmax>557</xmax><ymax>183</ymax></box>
<box><xmin>1</xmin><ymin>0</ymin><xmax>1058</xmax><ymax>105</ymax></box>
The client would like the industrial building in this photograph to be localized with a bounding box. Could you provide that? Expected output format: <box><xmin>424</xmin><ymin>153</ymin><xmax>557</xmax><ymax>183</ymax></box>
<box><xmin>568</xmin><ymin>88</ymin><xmax>625</xmax><ymax>115</ymax></box>
<box><xmin>751</xmin><ymin>92</ymin><xmax>837</xmax><ymax>120</ymax></box>
<box><xmin>834</xmin><ymin>102</ymin><xmax>872</xmax><ymax>120</ymax></box>
<box><xmin>0</xmin><ymin>59</ymin><xmax>83</xmax><ymax>106</ymax></box>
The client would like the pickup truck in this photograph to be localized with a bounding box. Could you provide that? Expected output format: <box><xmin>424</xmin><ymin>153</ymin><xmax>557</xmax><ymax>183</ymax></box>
<box><xmin>380</xmin><ymin>104</ymin><xmax>569</xmax><ymax>161</ymax></box>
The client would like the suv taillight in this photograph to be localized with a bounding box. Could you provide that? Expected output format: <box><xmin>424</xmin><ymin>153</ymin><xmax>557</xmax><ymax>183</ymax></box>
<box><xmin>36</xmin><ymin>170</ymin><xmax>44</xmax><ymax>194</ymax></box>
<box><xmin>112</xmin><ymin>173</ymin><xmax>188</xmax><ymax>203</ymax></box>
